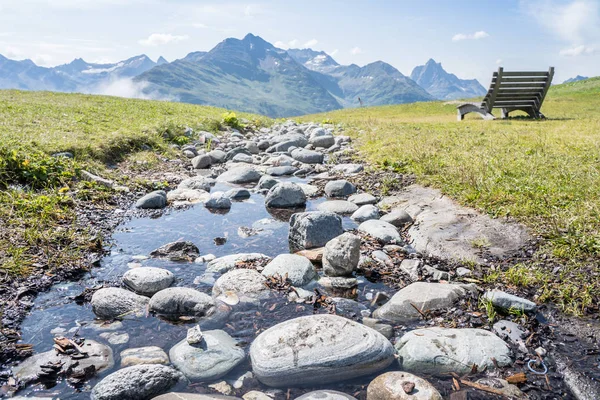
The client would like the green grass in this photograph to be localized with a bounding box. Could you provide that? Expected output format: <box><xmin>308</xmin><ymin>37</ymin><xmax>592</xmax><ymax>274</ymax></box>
<box><xmin>302</xmin><ymin>77</ymin><xmax>600</xmax><ymax>315</ymax></box>
<box><xmin>0</xmin><ymin>90</ymin><xmax>270</xmax><ymax>282</ymax></box>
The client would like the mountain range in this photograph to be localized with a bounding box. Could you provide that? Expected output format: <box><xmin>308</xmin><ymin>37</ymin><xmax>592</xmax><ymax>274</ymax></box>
<box><xmin>563</xmin><ymin>75</ymin><xmax>589</xmax><ymax>84</ymax></box>
<box><xmin>0</xmin><ymin>33</ymin><xmax>485</xmax><ymax>117</ymax></box>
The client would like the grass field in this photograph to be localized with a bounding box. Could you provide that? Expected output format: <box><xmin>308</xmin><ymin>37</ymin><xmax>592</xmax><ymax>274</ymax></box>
<box><xmin>303</xmin><ymin>77</ymin><xmax>600</xmax><ymax>315</ymax></box>
<box><xmin>0</xmin><ymin>90</ymin><xmax>268</xmax><ymax>280</ymax></box>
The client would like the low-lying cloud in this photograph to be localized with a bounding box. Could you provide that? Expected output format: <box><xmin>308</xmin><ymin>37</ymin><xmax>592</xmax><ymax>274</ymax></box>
<box><xmin>86</xmin><ymin>77</ymin><xmax>177</xmax><ymax>102</ymax></box>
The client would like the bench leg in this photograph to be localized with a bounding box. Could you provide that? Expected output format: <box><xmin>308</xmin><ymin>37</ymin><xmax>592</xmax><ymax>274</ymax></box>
<box><xmin>457</xmin><ymin>104</ymin><xmax>495</xmax><ymax>121</ymax></box>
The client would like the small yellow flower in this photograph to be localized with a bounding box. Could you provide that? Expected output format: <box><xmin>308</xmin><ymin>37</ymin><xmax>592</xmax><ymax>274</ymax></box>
<box><xmin>22</xmin><ymin>159</ymin><xmax>30</xmax><ymax>167</ymax></box>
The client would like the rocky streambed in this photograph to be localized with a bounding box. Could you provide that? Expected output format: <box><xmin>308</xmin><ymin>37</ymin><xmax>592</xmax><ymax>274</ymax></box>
<box><xmin>2</xmin><ymin>121</ymin><xmax>599</xmax><ymax>400</ymax></box>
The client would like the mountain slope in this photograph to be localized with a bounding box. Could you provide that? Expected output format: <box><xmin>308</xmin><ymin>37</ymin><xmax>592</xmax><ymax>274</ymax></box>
<box><xmin>137</xmin><ymin>34</ymin><xmax>342</xmax><ymax>117</ymax></box>
<box><xmin>411</xmin><ymin>59</ymin><xmax>486</xmax><ymax>100</ymax></box>
<box><xmin>288</xmin><ymin>49</ymin><xmax>433</xmax><ymax>107</ymax></box>
<box><xmin>563</xmin><ymin>75</ymin><xmax>589</xmax><ymax>84</ymax></box>
<box><xmin>0</xmin><ymin>55</ymin><xmax>77</xmax><ymax>91</ymax></box>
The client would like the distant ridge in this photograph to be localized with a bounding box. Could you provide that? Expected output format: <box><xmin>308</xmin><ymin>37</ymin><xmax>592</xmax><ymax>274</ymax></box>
<box><xmin>563</xmin><ymin>75</ymin><xmax>589</xmax><ymax>84</ymax></box>
<box><xmin>411</xmin><ymin>59</ymin><xmax>486</xmax><ymax>100</ymax></box>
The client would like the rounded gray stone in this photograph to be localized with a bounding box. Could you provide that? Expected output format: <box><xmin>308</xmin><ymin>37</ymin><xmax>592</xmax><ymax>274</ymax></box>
<box><xmin>324</xmin><ymin>180</ymin><xmax>356</xmax><ymax>198</ymax></box>
<box><xmin>380</xmin><ymin>209</ymin><xmax>413</xmax><ymax>227</ymax></box>
<box><xmin>290</xmin><ymin>148</ymin><xmax>324</xmax><ymax>164</ymax></box>
<box><xmin>90</xmin><ymin>364</ymin><xmax>183</xmax><ymax>400</ymax></box>
<box><xmin>212</xmin><ymin>269</ymin><xmax>269</xmax><ymax>298</ymax></box>
<box><xmin>367</xmin><ymin>371</ymin><xmax>442</xmax><ymax>400</ymax></box>
<box><xmin>136</xmin><ymin>190</ymin><xmax>167</xmax><ymax>209</ymax></box>
<box><xmin>295</xmin><ymin>390</ymin><xmax>357</xmax><ymax>399</ymax></box>
<box><xmin>482</xmin><ymin>290</ymin><xmax>537</xmax><ymax>314</ymax></box>
<box><xmin>206</xmin><ymin>192</ymin><xmax>232</xmax><ymax>209</ymax></box>
<box><xmin>266</xmin><ymin>166</ymin><xmax>298</xmax><ymax>176</ymax></box>
<box><xmin>358</xmin><ymin>220</ymin><xmax>402</xmax><ymax>244</ymax></box>
<box><xmin>232</xmin><ymin>153</ymin><xmax>254</xmax><ymax>163</ymax></box>
<box><xmin>289</xmin><ymin>211</ymin><xmax>343</xmax><ymax>252</ymax></box>
<box><xmin>120</xmin><ymin>346</ymin><xmax>170</xmax><ymax>367</ymax></box>
<box><xmin>249</xmin><ymin>314</ymin><xmax>395</xmax><ymax>387</ymax></box>
<box><xmin>154</xmin><ymin>394</ymin><xmax>240</xmax><ymax>400</ymax></box>
<box><xmin>206</xmin><ymin>253</ymin><xmax>271</xmax><ymax>274</ymax></box>
<box><xmin>225</xmin><ymin>188</ymin><xmax>251</xmax><ymax>200</ymax></box>
<box><xmin>310</xmin><ymin>135</ymin><xmax>335</xmax><ymax>148</ymax></box>
<box><xmin>257</xmin><ymin>175</ymin><xmax>279</xmax><ymax>190</ymax></box>
<box><xmin>348</xmin><ymin>193</ymin><xmax>377</xmax><ymax>205</ymax></box>
<box><xmin>208</xmin><ymin>150</ymin><xmax>227</xmax><ymax>164</ymax></box>
<box><xmin>169</xmin><ymin>330</ymin><xmax>245</xmax><ymax>382</ymax></box>
<box><xmin>265</xmin><ymin>182</ymin><xmax>307</xmax><ymax>208</ymax></box>
<box><xmin>262</xmin><ymin>254</ymin><xmax>317</xmax><ymax>286</ymax></box>
<box><xmin>149</xmin><ymin>287</ymin><xmax>215</xmax><ymax>319</ymax></box>
<box><xmin>123</xmin><ymin>267</ymin><xmax>175</xmax><ymax>296</ymax></box>
<box><xmin>192</xmin><ymin>154</ymin><xmax>212</xmax><ymax>169</ymax></box>
<box><xmin>317</xmin><ymin>200</ymin><xmax>359</xmax><ymax>215</ymax></box>
<box><xmin>323</xmin><ymin>233</ymin><xmax>361</xmax><ymax>277</ymax></box>
<box><xmin>351</xmin><ymin>204</ymin><xmax>379</xmax><ymax>222</ymax></box>
<box><xmin>91</xmin><ymin>287</ymin><xmax>149</xmax><ymax>320</ymax></box>
<box><xmin>217</xmin><ymin>167</ymin><xmax>261</xmax><ymax>184</ymax></box>
<box><xmin>178</xmin><ymin>176</ymin><xmax>212</xmax><ymax>192</ymax></box>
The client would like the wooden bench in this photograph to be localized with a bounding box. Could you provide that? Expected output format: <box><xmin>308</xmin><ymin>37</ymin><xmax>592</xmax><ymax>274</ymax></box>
<box><xmin>457</xmin><ymin>67</ymin><xmax>554</xmax><ymax>121</ymax></box>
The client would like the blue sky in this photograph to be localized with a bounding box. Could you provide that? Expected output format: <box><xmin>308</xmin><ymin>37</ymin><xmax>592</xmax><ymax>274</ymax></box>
<box><xmin>0</xmin><ymin>0</ymin><xmax>598</xmax><ymax>84</ymax></box>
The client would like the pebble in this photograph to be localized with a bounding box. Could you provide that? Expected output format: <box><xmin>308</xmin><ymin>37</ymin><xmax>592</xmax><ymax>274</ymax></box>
<box><xmin>120</xmin><ymin>346</ymin><xmax>170</xmax><ymax>367</ymax></box>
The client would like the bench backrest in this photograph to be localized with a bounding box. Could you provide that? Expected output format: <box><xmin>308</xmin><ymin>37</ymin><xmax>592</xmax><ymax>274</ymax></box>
<box><xmin>481</xmin><ymin>67</ymin><xmax>554</xmax><ymax>112</ymax></box>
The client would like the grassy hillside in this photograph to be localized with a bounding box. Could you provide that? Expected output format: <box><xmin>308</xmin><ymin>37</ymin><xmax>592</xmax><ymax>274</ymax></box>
<box><xmin>0</xmin><ymin>90</ymin><xmax>269</xmax><ymax>280</ymax></box>
<box><xmin>303</xmin><ymin>78</ymin><xmax>600</xmax><ymax>315</ymax></box>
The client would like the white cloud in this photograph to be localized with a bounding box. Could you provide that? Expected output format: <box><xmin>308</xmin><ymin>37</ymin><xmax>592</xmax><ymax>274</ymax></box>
<box><xmin>303</xmin><ymin>39</ymin><xmax>318</xmax><ymax>48</ymax></box>
<box><xmin>90</xmin><ymin>78</ymin><xmax>176</xmax><ymax>101</ymax></box>
<box><xmin>32</xmin><ymin>54</ymin><xmax>54</xmax><ymax>66</ymax></box>
<box><xmin>274</xmin><ymin>39</ymin><xmax>299</xmax><ymax>49</ymax></box>
<box><xmin>523</xmin><ymin>0</ymin><xmax>599</xmax><ymax>43</ymax></box>
<box><xmin>559</xmin><ymin>44</ymin><xmax>596</xmax><ymax>56</ymax></box>
<box><xmin>330</xmin><ymin>49</ymin><xmax>339</xmax><ymax>56</ymax></box>
<box><xmin>496</xmin><ymin>58</ymin><xmax>503</xmax><ymax>64</ymax></box>
<box><xmin>452</xmin><ymin>31</ymin><xmax>489</xmax><ymax>42</ymax></box>
<box><xmin>350</xmin><ymin>47</ymin><xmax>363</xmax><ymax>55</ymax></box>
<box><xmin>139</xmin><ymin>33</ymin><xmax>189</xmax><ymax>47</ymax></box>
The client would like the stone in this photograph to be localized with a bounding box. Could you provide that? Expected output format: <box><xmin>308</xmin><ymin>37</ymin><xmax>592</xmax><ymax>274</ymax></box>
<box><xmin>399</xmin><ymin>259</ymin><xmax>420</xmax><ymax>280</ymax></box>
<box><xmin>13</xmin><ymin>340</ymin><xmax>113</xmax><ymax>385</ymax></box>
<box><xmin>371</xmin><ymin>251</ymin><xmax>391</xmax><ymax>264</ymax></box>
<box><xmin>206</xmin><ymin>253</ymin><xmax>271</xmax><ymax>274</ymax></box>
<box><xmin>167</xmin><ymin>188</ymin><xmax>210</xmax><ymax>203</ymax></box>
<box><xmin>90</xmin><ymin>364</ymin><xmax>183</xmax><ymax>400</ymax></box>
<box><xmin>262</xmin><ymin>254</ymin><xmax>317</xmax><ymax>286</ymax></box>
<box><xmin>123</xmin><ymin>267</ymin><xmax>175</xmax><ymax>296</ymax></box>
<box><xmin>324</xmin><ymin>180</ymin><xmax>356</xmax><ymax>197</ymax></box>
<box><xmin>257</xmin><ymin>175</ymin><xmax>279</xmax><ymax>190</ymax></box>
<box><xmin>154</xmin><ymin>394</ymin><xmax>241</xmax><ymax>400</ymax></box>
<box><xmin>358</xmin><ymin>220</ymin><xmax>402</xmax><ymax>244</ymax></box>
<box><xmin>351</xmin><ymin>205</ymin><xmax>379</xmax><ymax>222</ymax></box>
<box><xmin>317</xmin><ymin>200</ymin><xmax>359</xmax><ymax>215</ymax></box>
<box><xmin>373</xmin><ymin>282</ymin><xmax>477</xmax><ymax>322</ymax></box>
<box><xmin>265</xmin><ymin>182</ymin><xmax>307</xmax><ymax>208</ymax></box>
<box><xmin>289</xmin><ymin>212</ymin><xmax>343</xmax><ymax>252</ymax></box>
<box><xmin>395</xmin><ymin>327</ymin><xmax>512</xmax><ymax>374</ymax></box>
<box><xmin>310</xmin><ymin>135</ymin><xmax>335</xmax><ymax>148</ymax></box>
<box><xmin>217</xmin><ymin>167</ymin><xmax>262</xmax><ymax>184</ymax></box>
<box><xmin>322</xmin><ymin>233</ymin><xmax>361</xmax><ymax>277</ymax></box>
<box><xmin>257</xmin><ymin>140</ymin><xmax>270</xmax><ymax>150</ymax></box>
<box><xmin>366</xmin><ymin>371</ymin><xmax>442</xmax><ymax>400</ymax></box>
<box><xmin>225</xmin><ymin>147</ymin><xmax>252</xmax><ymax>162</ymax></box>
<box><xmin>209</xmin><ymin>381</ymin><xmax>234</xmax><ymax>395</ymax></box>
<box><xmin>91</xmin><ymin>287</ymin><xmax>149</xmax><ymax>320</ymax></box>
<box><xmin>178</xmin><ymin>176</ymin><xmax>213</xmax><ymax>192</ymax></box>
<box><xmin>149</xmin><ymin>287</ymin><xmax>215</xmax><ymax>320</ymax></box>
<box><xmin>296</xmin><ymin>390</ymin><xmax>357</xmax><ymax>400</ymax></box>
<box><xmin>290</xmin><ymin>148</ymin><xmax>324</xmax><ymax>164</ymax></box>
<box><xmin>246</xmin><ymin>142</ymin><xmax>260</xmax><ymax>154</ymax></box>
<box><xmin>81</xmin><ymin>170</ymin><xmax>113</xmax><ymax>188</ymax></box>
<box><xmin>187</xmin><ymin>325</ymin><xmax>204</xmax><ymax>345</ymax></box>
<box><xmin>212</xmin><ymin>269</ymin><xmax>270</xmax><ymax>298</ymax></box>
<box><xmin>482</xmin><ymin>290</ymin><xmax>537</xmax><ymax>313</ymax></box>
<box><xmin>297</xmin><ymin>183</ymin><xmax>319</xmax><ymax>197</ymax></box>
<box><xmin>456</xmin><ymin>267</ymin><xmax>472</xmax><ymax>277</ymax></box>
<box><xmin>266</xmin><ymin>166</ymin><xmax>297</xmax><ymax>176</ymax></box>
<box><xmin>250</xmin><ymin>314</ymin><xmax>395</xmax><ymax>387</ymax></box>
<box><xmin>150</xmin><ymin>241</ymin><xmax>200</xmax><ymax>261</ymax></box>
<box><xmin>120</xmin><ymin>346</ymin><xmax>170</xmax><ymax>367</ymax></box>
<box><xmin>361</xmin><ymin>317</ymin><xmax>393</xmax><ymax>339</ymax></box>
<box><xmin>206</xmin><ymin>192</ymin><xmax>232</xmax><ymax>209</ymax></box>
<box><xmin>475</xmin><ymin>377</ymin><xmax>527</xmax><ymax>399</ymax></box>
<box><xmin>169</xmin><ymin>330</ymin><xmax>245</xmax><ymax>382</ymax></box>
<box><xmin>233</xmin><ymin>153</ymin><xmax>254</xmax><ymax>163</ymax></box>
<box><xmin>225</xmin><ymin>188</ymin><xmax>251</xmax><ymax>200</ymax></box>
<box><xmin>192</xmin><ymin>154</ymin><xmax>212</xmax><ymax>169</ymax></box>
<box><xmin>422</xmin><ymin>265</ymin><xmax>450</xmax><ymax>281</ymax></box>
<box><xmin>331</xmin><ymin>297</ymin><xmax>368</xmax><ymax>318</ymax></box>
<box><xmin>319</xmin><ymin>277</ymin><xmax>358</xmax><ymax>291</ymax></box>
<box><xmin>493</xmin><ymin>320</ymin><xmax>528</xmax><ymax>351</ymax></box>
<box><xmin>295</xmin><ymin>248</ymin><xmax>324</xmax><ymax>263</ymax></box>
<box><xmin>380</xmin><ymin>209</ymin><xmax>413</xmax><ymax>227</ymax></box>
<box><xmin>208</xmin><ymin>149</ymin><xmax>228</xmax><ymax>164</ymax></box>
<box><xmin>348</xmin><ymin>193</ymin><xmax>377</xmax><ymax>205</ymax></box>
<box><xmin>243</xmin><ymin>391</ymin><xmax>271</xmax><ymax>400</ymax></box>
<box><xmin>332</xmin><ymin>164</ymin><xmax>363</xmax><ymax>174</ymax></box>
<box><xmin>100</xmin><ymin>331</ymin><xmax>130</xmax><ymax>345</ymax></box>
<box><xmin>136</xmin><ymin>190</ymin><xmax>167</xmax><ymax>209</ymax></box>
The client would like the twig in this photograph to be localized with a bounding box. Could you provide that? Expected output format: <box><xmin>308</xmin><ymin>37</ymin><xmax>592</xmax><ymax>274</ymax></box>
<box><xmin>458</xmin><ymin>379</ymin><xmax>509</xmax><ymax>397</ymax></box>
<box><xmin>410</xmin><ymin>302</ymin><xmax>427</xmax><ymax>319</ymax></box>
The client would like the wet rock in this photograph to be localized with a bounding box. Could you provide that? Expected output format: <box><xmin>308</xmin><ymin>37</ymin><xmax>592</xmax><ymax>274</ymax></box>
<box><xmin>348</xmin><ymin>193</ymin><xmax>377</xmax><ymax>205</ymax></box>
<box><xmin>206</xmin><ymin>192</ymin><xmax>232</xmax><ymax>209</ymax></box>
<box><xmin>187</xmin><ymin>325</ymin><xmax>204</xmax><ymax>345</ymax></box>
<box><xmin>351</xmin><ymin>204</ymin><xmax>379</xmax><ymax>222</ymax></box>
<box><xmin>290</xmin><ymin>148</ymin><xmax>324</xmax><ymax>164</ymax></box>
<box><xmin>225</xmin><ymin>188</ymin><xmax>251</xmax><ymax>200</ymax></box>
<box><xmin>296</xmin><ymin>390</ymin><xmax>357</xmax><ymax>399</ymax></box>
<box><xmin>319</xmin><ymin>277</ymin><xmax>358</xmax><ymax>291</ymax></box>
<box><xmin>266</xmin><ymin>166</ymin><xmax>298</xmax><ymax>176</ymax></box>
<box><xmin>257</xmin><ymin>175</ymin><xmax>279</xmax><ymax>190</ymax></box>
<box><xmin>136</xmin><ymin>190</ymin><xmax>167</xmax><ymax>209</ymax></box>
<box><xmin>476</xmin><ymin>377</ymin><xmax>527</xmax><ymax>399</ymax></box>
<box><xmin>361</xmin><ymin>317</ymin><xmax>393</xmax><ymax>339</ymax></box>
<box><xmin>331</xmin><ymin>297</ymin><xmax>368</xmax><ymax>318</ymax></box>
<box><xmin>366</xmin><ymin>371</ymin><xmax>442</xmax><ymax>400</ymax></box>
<box><xmin>324</xmin><ymin>180</ymin><xmax>356</xmax><ymax>197</ymax></box>
<box><xmin>150</xmin><ymin>241</ymin><xmax>200</xmax><ymax>261</ymax></box>
<box><xmin>178</xmin><ymin>176</ymin><xmax>213</xmax><ymax>192</ymax></box>
<box><xmin>206</xmin><ymin>253</ymin><xmax>271</xmax><ymax>274</ymax></box>
<box><xmin>289</xmin><ymin>211</ymin><xmax>343</xmax><ymax>252</ymax></box>
<box><xmin>208</xmin><ymin>150</ymin><xmax>228</xmax><ymax>164</ymax></box>
<box><xmin>317</xmin><ymin>200</ymin><xmax>358</xmax><ymax>215</ymax></box>
<box><xmin>373</xmin><ymin>282</ymin><xmax>477</xmax><ymax>322</ymax></box>
<box><xmin>209</xmin><ymin>381</ymin><xmax>234</xmax><ymax>395</ymax></box>
<box><xmin>120</xmin><ymin>346</ymin><xmax>170</xmax><ymax>367</ymax></box>
<box><xmin>482</xmin><ymin>290</ymin><xmax>537</xmax><ymax>314</ymax></box>
<box><xmin>249</xmin><ymin>314</ymin><xmax>395</xmax><ymax>387</ymax></box>
<box><xmin>380</xmin><ymin>209</ymin><xmax>413</xmax><ymax>227</ymax></box>
<box><xmin>395</xmin><ymin>327</ymin><xmax>512</xmax><ymax>374</ymax></box>
<box><xmin>91</xmin><ymin>364</ymin><xmax>183</xmax><ymax>400</ymax></box>
<box><xmin>91</xmin><ymin>287</ymin><xmax>149</xmax><ymax>319</ymax></box>
<box><xmin>217</xmin><ymin>166</ymin><xmax>262</xmax><ymax>184</ymax></box>
<box><xmin>169</xmin><ymin>330</ymin><xmax>245</xmax><ymax>382</ymax></box>
<box><xmin>13</xmin><ymin>340</ymin><xmax>113</xmax><ymax>385</ymax></box>
<box><xmin>167</xmin><ymin>188</ymin><xmax>210</xmax><ymax>203</ymax></box>
<box><xmin>212</xmin><ymin>269</ymin><xmax>270</xmax><ymax>299</ymax></box>
<box><xmin>100</xmin><ymin>331</ymin><xmax>130</xmax><ymax>345</ymax></box>
<box><xmin>265</xmin><ymin>182</ymin><xmax>307</xmax><ymax>208</ymax></box>
<box><xmin>123</xmin><ymin>267</ymin><xmax>175</xmax><ymax>296</ymax></box>
<box><xmin>358</xmin><ymin>220</ymin><xmax>402</xmax><ymax>244</ymax></box>
<box><xmin>192</xmin><ymin>154</ymin><xmax>212</xmax><ymax>169</ymax></box>
<box><xmin>332</xmin><ymin>163</ymin><xmax>364</xmax><ymax>174</ymax></box>
<box><xmin>154</xmin><ymin>395</ymin><xmax>240</xmax><ymax>400</ymax></box>
<box><xmin>323</xmin><ymin>233</ymin><xmax>360</xmax><ymax>277</ymax></box>
<box><xmin>149</xmin><ymin>287</ymin><xmax>215</xmax><ymax>320</ymax></box>
<box><xmin>262</xmin><ymin>254</ymin><xmax>317</xmax><ymax>286</ymax></box>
